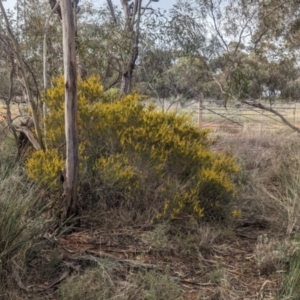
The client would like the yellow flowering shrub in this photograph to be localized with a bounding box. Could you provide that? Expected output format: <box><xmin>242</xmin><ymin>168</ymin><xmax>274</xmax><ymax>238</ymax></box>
<box><xmin>26</xmin><ymin>75</ymin><xmax>239</xmax><ymax>220</ymax></box>
<box><xmin>26</xmin><ymin>149</ymin><xmax>64</xmax><ymax>186</ymax></box>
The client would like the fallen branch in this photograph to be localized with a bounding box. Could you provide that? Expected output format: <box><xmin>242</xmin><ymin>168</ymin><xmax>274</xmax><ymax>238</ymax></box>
<box><xmin>11</xmin><ymin>260</ymin><xmax>30</xmax><ymax>292</ymax></box>
<box><xmin>63</xmin><ymin>251</ymin><xmax>159</xmax><ymax>270</ymax></box>
<box><xmin>15</xmin><ymin>126</ymin><xmax>42</xmax><ymax>150</ymax></box>
<box><xmin>35</xmin><ymin>270</ymin><xmax>70</xmax><ymax>291</ymax></box>
<box><xmin>172</xmin><ymin>276</ymin><xmax>215</xmax><ymax>287</ymax></box>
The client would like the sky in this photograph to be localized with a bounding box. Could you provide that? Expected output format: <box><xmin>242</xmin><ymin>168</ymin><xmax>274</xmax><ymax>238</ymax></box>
<box><xmin>3</xmin><ymin>0</ymin><xmax>177</xmax><ymax>12</ymax></box>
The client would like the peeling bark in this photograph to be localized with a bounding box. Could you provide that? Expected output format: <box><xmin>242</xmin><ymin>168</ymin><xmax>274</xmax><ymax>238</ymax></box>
<box><xmin>60</xmin><ymin>0</ymin><xmax>79</xmax><ymax>219</ymax></box>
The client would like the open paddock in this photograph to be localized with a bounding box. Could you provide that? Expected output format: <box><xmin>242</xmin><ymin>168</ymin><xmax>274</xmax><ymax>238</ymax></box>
<box><xmin>157</xmin><ymin>100</ymin><xmax>300</xmax><ymax>136</ymax></box>
<box><xmin>2</xmin><ymin>100</ymin><xmax>300</xmax><ymax>137</ymax></box>
<box><xmin>0</xmin><ymin>101</ymin><xmax>28</xmax><ymax>123</ymax></box>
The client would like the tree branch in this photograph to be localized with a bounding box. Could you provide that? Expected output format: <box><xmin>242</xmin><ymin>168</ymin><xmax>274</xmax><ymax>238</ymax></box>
<box><xmin>107</xmin><ymin>0</ymin><xmax>117</xmax><ymax>23</ymax></box>
<box><xmin>0</xmin><ymin>0</ymin><xmax>44</xmax><ymax>150</ymax></box>
<box><xmin>212</xmin><ymin>75</ymin><xmax>300</xmax><ymax>133</ymax></box>
<box><xmin>242</xmin><ymin>99</ymin><xmax>300</xmax><ymax>133</ymax></box>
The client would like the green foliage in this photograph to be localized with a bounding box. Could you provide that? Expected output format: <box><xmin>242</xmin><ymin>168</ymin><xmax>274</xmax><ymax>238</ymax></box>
<box><xmin>104</xmin><ymin>87</ymin><xmax>120</xmax><ymax>102</ymax></box>
<box><xmin>0</xmin><ymin>157</ymin><xmax>49</xmax><ymax>294</ymax></box>
<box><xmin>207</xmin><ymin>265</ymin><xmax>226</xmax><ymax>286</ymax></box>
<box><xmin>279</xmin><ymin>250</ymin><xmax>300</xmax><ymax>298</ymax></box>
<box><xmin>136</xmin><ymin>270</ymin><xmax>185</xmax><ymax>300</ymax></box>
<box><xmin>59</xmin><ymin>264</ymin><xmax>115</xmax><ymax>300</ymax></box>
<box><xmin>26</xmin><ymin>75</ymin><xmax>238</xmax><ymax>221</ymax></box>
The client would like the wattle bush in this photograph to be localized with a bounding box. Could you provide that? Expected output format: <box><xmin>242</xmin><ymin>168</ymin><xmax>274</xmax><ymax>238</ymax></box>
<box><xmin>26</xmin><ymin>75</ymin><xmax>239</xmax><ymax>220</ymax></box>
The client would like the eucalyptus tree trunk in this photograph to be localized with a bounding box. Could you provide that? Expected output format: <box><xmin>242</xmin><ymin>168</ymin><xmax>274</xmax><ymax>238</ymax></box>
<box><xmin>119</xmin><ymin>0</ymin><xmax>142</xmax><ymax>97</ymax></box>
<box><xmin>48</xmin><ymin>0</ymin><xmax>87</xmax><ymax>80</ymax></box>
<box><xmin>60</xmin><ymin>0</ymin><xmax>79</xmax><ymax>219</ymax></box>
<box><xmin>43</xmin><ymin>0</ymin><xmax>60</xmax><ymax>143</ymax></box>
<box><xmin>107</xmin><ymin>0</ymin><xmax>146</xmax><ymax>97</ymax></box>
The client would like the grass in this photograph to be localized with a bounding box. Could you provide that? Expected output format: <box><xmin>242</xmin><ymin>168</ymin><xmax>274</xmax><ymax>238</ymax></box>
<box><xmin>0</xmin><ymin>156</ymin><xmax>52</xmax><ymax>298</ymax></box>
<box><xmin>279</xmin><ymin>249</ymin><xmax>300</xmax><ymax>299</ymax></box>
<box><xmin>1</xmin><ymin>119</ymin><xmax>300</xmax><ymax>299</ymax></box>
<box><xmin>59</xmin><ymin>262</ymin><xmax>117</xmax><ymax>300</ymax></box>
<box><xmin>206</xmin><ymin>265</ymin><xmax>226</xmax><ymax>285</ymax></box>
<box><xmin>216</xmin><ymin>128</ymin><xmax>300</xmax><ymax>298</ymax></box>
<box><xmin>201</xmin><ymin>102</ymin><xmax>299</xmax><ymax>127</ymax></box>
<box><xmin>59</xmin><ymin>263</ymin><xmax>185</xmax><ymax>300</ymax></box>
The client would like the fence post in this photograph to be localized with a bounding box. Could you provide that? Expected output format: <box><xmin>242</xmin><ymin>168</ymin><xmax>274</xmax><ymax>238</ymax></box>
<box><xmin>198</xmin><ymin>98</ymin><xmax>203</xmax><ymax>128</ymax></box>
<box><xmin>294</xmin><ymin>102</ymin><xmax>297</xmax><ymax>126</ymax></box>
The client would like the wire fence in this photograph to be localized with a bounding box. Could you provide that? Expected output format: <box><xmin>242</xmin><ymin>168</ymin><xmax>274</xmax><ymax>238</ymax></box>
<box><xmin>1</xmin><ymin>99</ymin><xmax>299</xmax><ymax>136</ymax></box>
<box><xmin>199</xmin><ymin>103</ymin><xmax>300</xmax><ymax>135</ymax></box>
<box><xmin>159</xmin><ymin>100</ymin><xmax>300</xmax><ymax>136</ymax></box>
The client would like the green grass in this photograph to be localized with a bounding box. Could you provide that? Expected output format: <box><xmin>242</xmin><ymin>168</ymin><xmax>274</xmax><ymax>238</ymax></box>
<box><xmin>0</xmin><ymin>156</ymin><xmax>51</xmax><ymax>297</ymax></box>
<box><xmin>279</xmin><ymin>251</ymin><xmax>300</xmax><ymax>299</ymax></box>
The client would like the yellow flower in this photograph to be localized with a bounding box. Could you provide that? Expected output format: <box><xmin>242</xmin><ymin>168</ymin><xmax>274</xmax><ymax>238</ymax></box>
<box><xmin>231</xmin><ymin>209</ymin><xmax>242</xmax><ymax>219</ymax></box>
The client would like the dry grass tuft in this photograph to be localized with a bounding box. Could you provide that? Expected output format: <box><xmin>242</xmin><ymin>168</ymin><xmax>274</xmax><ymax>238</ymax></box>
<box><xmin>213</xmin><ymin>129</ymin><xmax>300</xmax><ymax>236</ymax></box>
<box><xmin>59</xmin><ymin>263</ymin><xmax>185</xmax><ymax>300</ymax></box>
